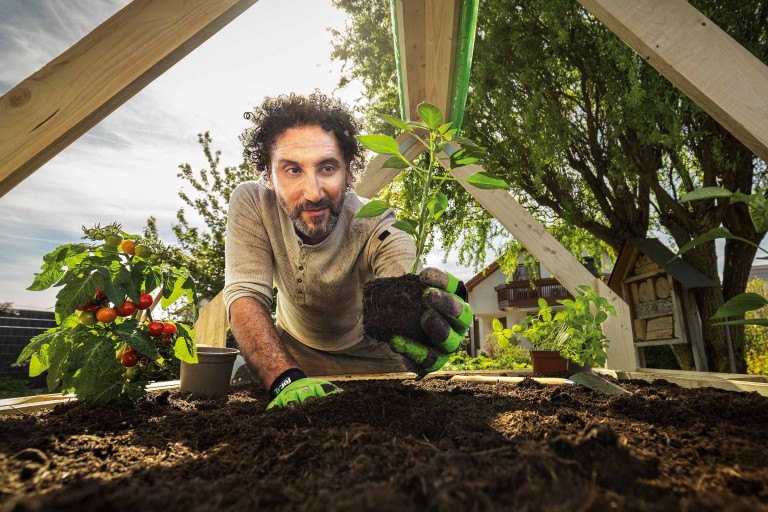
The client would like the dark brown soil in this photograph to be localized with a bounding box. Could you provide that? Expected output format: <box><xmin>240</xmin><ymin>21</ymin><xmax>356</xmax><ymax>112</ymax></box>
<box><xmin>363</xmin><ymin>274</ymin><xmax>427</xmax><ymax>343</ymax></box>
<box><xmin>1</xmin><ymin>377</ymin><xmax>767</xmax><ymax>511</ymax></box>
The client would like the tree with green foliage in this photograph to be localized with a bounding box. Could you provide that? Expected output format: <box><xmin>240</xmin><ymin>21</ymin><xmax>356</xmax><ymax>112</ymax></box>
<box><xmin>147</xmin><ymin>132</ymin><xmax>254</xmax><ymax>303</ymax></box>
<box><xmin>331</xmin><ymin>0</ymin><xmax>768</xmax><ymax>372</ymax></box>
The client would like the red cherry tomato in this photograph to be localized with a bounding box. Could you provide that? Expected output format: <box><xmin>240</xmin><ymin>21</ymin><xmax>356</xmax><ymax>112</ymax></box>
<box><xmin>115</xmin><ymin>301</ymin><xmax>138</xmax><ymax>317</ymax></box>
<box><xmin>120</xmin><ymin>351</ymin><xmax>138</xmax><ymax>367</ymax></box>
<box><xmin>162</xmin><ymin>322</ymin><xmax>177</xmax><ymax>335</ymax></box>
<box><xmin>161</xmin><ymin>335</ymin><xmax>173</xmax><ymax>346</ymax></box>
<box><xmin>137</xmin><ymin>293</ymin><xmax>153</xmax><ymax>310</ymax></box>
<box><xmin>96</xmin><ymin>307</ymin><xmax>118</xmax><ymax>323</ymax></box>
<box><xmin>147</xmin><ymin>321</ymin><xmax>164</xmax><ymax>337</ymax></box>
<box><xmin>121</xmin><ymin>240</ymin><xmax>136</xmax><ymax>255</ymax></box>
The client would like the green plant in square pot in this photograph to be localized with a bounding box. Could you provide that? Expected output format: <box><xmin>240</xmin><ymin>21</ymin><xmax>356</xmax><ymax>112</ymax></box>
<box><xmin>16</xmin><ymin>222</ymin><xmax>198</xmax><ymax>406</ymax></box>
<box><xmin>356</xmin><ymin>103</ymin><xmax>508</xmax><ymax>362</ymax></box>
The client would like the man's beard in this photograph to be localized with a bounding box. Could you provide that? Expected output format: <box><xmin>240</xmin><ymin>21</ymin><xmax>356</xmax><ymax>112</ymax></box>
<box><xmin>278</xmin><ymin>191</ymin><xmax>345</xmax><ymax>241</ymax></box>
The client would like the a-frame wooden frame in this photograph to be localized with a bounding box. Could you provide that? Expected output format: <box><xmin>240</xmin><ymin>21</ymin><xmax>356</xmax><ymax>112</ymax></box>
<box><xmin>2</xmin><ymin>0</ymin><xmax>768</xmax><ymax>373</ymax></box>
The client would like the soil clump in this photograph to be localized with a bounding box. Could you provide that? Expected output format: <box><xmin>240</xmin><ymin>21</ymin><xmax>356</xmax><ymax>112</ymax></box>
<box><xmin>362</xmin><ymin>274</ymin><xmax>427</xmax><ymax>343</ymax></box>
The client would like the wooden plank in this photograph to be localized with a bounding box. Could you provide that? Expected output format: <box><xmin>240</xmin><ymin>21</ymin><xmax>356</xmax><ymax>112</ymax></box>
<box><xmin>394</xmin><ymin>0</ymin><xmax>460</xmax><ymax>122</ymax></box>
<box><xmin>576</xmin><ymin>0</ymin><xmax>768</xmax><ymax>164</ymax></box>
<box><xmin>0</xmin><ymin>0</ymin><xmax>259</xmax><ymax>198</ymax></box>
<box><xmin>438</xmin><ymin>146</ymin><xmax>637</xmax><ymax>371</ymax></box>
<box><xmin>354</xmin><ymin>132</ymin><xmax>425</xmax><ymax>199</ymax></box>
<box><xmin>424</xmin><ymin>0</ymin><xmax>460</xmax><ymax>118</ymax></box>
<box><xmin>684</xmin><ymin>289</ymin><xmax>709</xmax><ymax>371</ymax></box>
<box><xmin>193</xmin><ymin>292</ymin><xmax>228</xmax><ymax>348</ymax></box>
<box><xmin>633</xmin><ymin>298</ymin><xmax>673</xmax><ymax>320</ymax></box>
<box><xmin>624</xmin><ymin>269</ymin><xmax>666</xmax><ymax>284</ymax></box>
<box><xmin>616</xmin><ymin>371</ymin><xmax>768</xmax><ymax>397</ymax></box>
<box><xmin>450</xmin><ymin>375</ymin><xmax>571</xmax><ymax>386</ymax></box>
<box><xmin>634</xmin><ymin>338</ymin><xmax>686</xmax><ymax>348</ymax></box>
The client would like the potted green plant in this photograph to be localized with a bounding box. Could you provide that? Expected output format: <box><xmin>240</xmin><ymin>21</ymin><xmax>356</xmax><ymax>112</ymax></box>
<box><xmin>495</xmin><ymin>285</ymin><xmax>616</xmax><ymax>375</ymax></box>
<box><xmin>15</xmin><ymin>223</ymin><xmax>199</xmax><ymax>406</ymax></box>
<box><xmin>355</xmin><ymin>102</ymin><xmax>508</xmax><ymax>343</ymax></box>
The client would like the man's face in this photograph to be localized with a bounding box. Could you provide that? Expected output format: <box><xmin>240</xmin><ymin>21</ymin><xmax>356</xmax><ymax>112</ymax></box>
<box><xmin>268</xmin><ymin>125</ymin><xmax>352</xmax><ymax>244</ymax></box>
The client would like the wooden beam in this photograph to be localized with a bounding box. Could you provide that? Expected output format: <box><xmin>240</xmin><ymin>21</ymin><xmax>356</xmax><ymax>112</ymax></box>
<box><xmin>354</xmin><ymin>132</ymin><xmax>425</xmax><ymax>199</ymax></box>
<box><xmin>394</xmin><ymin>0</ymin><xmax>460</xmax><ymax>121</ymax></box>
<box><xmin>0</xmin><ymin>0</ymin><xmax>259</xmax><ymax>198</ymax></box>
<box><xmin>193</xmin><ymin>291</ymin><xmax>228</xmax><ymax>348</ymax></box>
<box><xmin>438</xmin><ymin>145</ymin><xmax>637</xmax><ymax>371</ymax></box>
<box><xmin>577</xmin><ymin>0</ymin><xmax>768</xmax><ymax>163</ymax></box>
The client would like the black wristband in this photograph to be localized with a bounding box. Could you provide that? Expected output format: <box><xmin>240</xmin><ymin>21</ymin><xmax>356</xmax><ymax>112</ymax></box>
<box><xmin>269</xmin><ymin>368</ymin><xmax>307</xmax><ymax>399</ymax></box>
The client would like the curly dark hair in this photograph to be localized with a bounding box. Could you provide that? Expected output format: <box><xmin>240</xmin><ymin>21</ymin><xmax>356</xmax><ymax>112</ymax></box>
<box><xmin>241</xmin><ymin>91</ymin><xmax>363</xmax><ymax>182</ymax></box>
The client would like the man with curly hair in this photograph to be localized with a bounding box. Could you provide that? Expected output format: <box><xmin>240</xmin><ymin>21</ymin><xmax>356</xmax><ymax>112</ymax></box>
<box><xmin>224</xmin><ymin>92</ymin><xmax>466</xmax><ymax>409</ymax></box>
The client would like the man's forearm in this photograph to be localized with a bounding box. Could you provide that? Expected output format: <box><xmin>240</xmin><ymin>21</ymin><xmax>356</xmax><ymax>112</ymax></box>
<box><xmin>229</xmin><ymin>296</ymin><xmax>300</xmax><ymax>389</ymax></box>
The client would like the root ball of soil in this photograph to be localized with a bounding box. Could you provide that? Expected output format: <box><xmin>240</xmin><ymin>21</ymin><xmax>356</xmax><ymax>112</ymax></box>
<box><xmin>362</xmin><ymin>274</ymin><xmax>428</xmax><ymax>344</ymax></box>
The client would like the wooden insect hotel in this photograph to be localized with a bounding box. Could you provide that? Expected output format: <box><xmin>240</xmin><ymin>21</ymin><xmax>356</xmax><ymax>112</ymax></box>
<box><xmin>608</xmin><ymin>238</ymin><xmax>715</xmax><ymax>371</ymax></box>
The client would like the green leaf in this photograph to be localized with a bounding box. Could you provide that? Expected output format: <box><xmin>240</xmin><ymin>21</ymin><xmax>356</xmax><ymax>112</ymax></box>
<box><xmin>417</xmin><ymin>102</ymin><xmax>443</xmax><ymax>130</ymax></box>
<box><xmin>427</xmin><ymin>192</ymin><xmax>449</xmax><ymax>220</ymax></box>
<box><xmin>492</xmin><ymin>318</ymin><xmax>503</xmax><ymax>331</ymax></box>
<box><xmin>502</xmin><ymin>329</ymin><xmax>513</xmax><ymax>338</ymax></box>
<box><xmin>113</xmin><ymin>321</ymin><xmax>160</xmax><ymax>360</ymax></box>
<box><xmin>680</xmin><ymin>187</ymin><xmax>733</xmax><ymax>203</ymax></box>
<box><xmin>711</xmin><ymin>293</ymin><xmax>768</xmax><ymax>319</ymax></box>
<box><xmin>28</xmin><ymin>266</ymin><xmax>65</xmax><ymax>291</ymax></box>
<box><xmin>449</xmin><ymin>146</ymin><xmax>485</xmax><ymax>168</ymax></box>
<box><xmin>162</xmin><ymin>272</ymin><xmax>189</xmax><ymax>309</ymax></box>
<box><xmin>17</xmin><ymin>327</ymin><xmax>61</xmax><ymax>364</ymax></box>
<box><xmin>747</xmin><ymin>194</ymin><xmax>768</xmax><ymax>232</ymax></box>
<box><xmin>466</xmin><ymin>172</ymin><xmax>509</xmax><ymax>190</ymax></box>
<box><xmin>712</xmin><ymin>318</ymin><xmax>768</xmax><ymax>327</ymax></box>
<box><xmin>381</xmin><ymin>156</ymin><xmax>410</xmax><ymax>169</ymax></box>
<box><xmin>54</xmin><ymin>272</ymin><xmax>106</xmax><ymax>323</ymax></box>
<box><xmin>437</xmin><ymin>122</ymin><xmax>453</xmax><ymax>135</ymax></box>
<box><xmin>378</xmin><ymin>114</ymin><xmax>412</xmax><ymax>133</ymax></box>
<box><xmin>46</xmin><ymin>338</ymin><xmax>72</xmax><ymax>392</ymax></box>
<box><xmin>64</xmin><ymin>339</ymin><xmax>125</xmax><ymax>406</ymax></box>
<box><xmin>356</xmin><ymin>134</ymin><xmax>401</xmax><ymax>156</ymax></box>
<box><xmin>595</xmin><ymin>311</ymin><xmax>608</xmax><ymax>324</ymax></box>
<box><xmin>675</xmin><ymin>227</ymin><xmax>757</xmax><ymax>258</ymax></box>
<box><xmin>392</xmin><ymin>219</ymin><xmax>418</xmax><ymax>235</ymax></box>
<box><xmin>355</xmin><ymin>200</ymin><xmax>390</xmax><ymax>218</ymax></box>
<box><xmin>174</xmin><ymin>323</ymin><xmax>197</xmax><ymax>363</ymax></box>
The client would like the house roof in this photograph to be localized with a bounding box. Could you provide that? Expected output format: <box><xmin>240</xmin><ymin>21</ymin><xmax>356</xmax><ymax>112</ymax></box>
<box><xmin>608</xmin><ymin>238</ymin><xmax>716</xmax><ymax>292</ymax></box>
<box><xmin>465</xmin><ymin>261</ymin><xmax>500</xmax><ymax>291</ymax></box>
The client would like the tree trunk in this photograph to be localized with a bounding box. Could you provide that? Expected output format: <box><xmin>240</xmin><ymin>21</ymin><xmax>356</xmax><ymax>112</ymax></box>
<box><xmin>722</xmin><ymin>238</ymin><xmax>761</xmax><ymax>373</ymax></box>
<box><xmin>670</xmin><ymin>345</ymin><xmax>695</xmax><ymax>371</ymax></box>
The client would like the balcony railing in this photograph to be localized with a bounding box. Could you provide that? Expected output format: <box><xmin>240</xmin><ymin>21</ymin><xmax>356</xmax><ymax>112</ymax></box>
<box><xmin>494</xmin><ymin>278</ymin><xmax>572</xmax><ymax>310</ymax></box>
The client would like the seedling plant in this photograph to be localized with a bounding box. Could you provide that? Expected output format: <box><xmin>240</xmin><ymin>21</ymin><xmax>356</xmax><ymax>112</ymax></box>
<box><xmin>15</xmin><ymin>223</ymin><xmax>198</xmax><ymax>406</ymax></box>
<box><xmin>354</xmin><ymin>102</ymin><xmax>509</xmax><ymax>271</ymax></box>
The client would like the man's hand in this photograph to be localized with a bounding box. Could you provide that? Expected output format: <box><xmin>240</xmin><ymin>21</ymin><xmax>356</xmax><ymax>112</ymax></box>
<box><xmin>389</xmin><ymin>268</ymin><xmax>473</xmax><ymax>373</ymax></box>
<box><xmin>267</xmin><ymin>377</ymin><xmax>341</xmax><ymax>409</ymax></box>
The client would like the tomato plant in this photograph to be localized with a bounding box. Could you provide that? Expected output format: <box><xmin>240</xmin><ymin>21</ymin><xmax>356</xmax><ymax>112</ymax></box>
<box><xmin>137</xmin><ymin>293</ymin><xmax>153</xmax><ymax>310</ymax></box>
<box><xmin>147</xmin><ymin>321</ymin><xmax>164</xmax><ymax>337</ymax></box>
<box><xmin>115</xmin><ymin>301</ymin><xmax>137</xmax><ymax>317</ymax></box>
<box><xmin>17</xmin><ymin>222</ymin><xmax>199</xmax><ymax>406</ymax></box>
<box><xmin>96</xmin><ymin>307</ymin><xmax>118</xmax><ymax>323</ymax></box>
<box><xmin>121</xmin><ymin>240</ymin><xmax>136</xmax><ymax>256</ymax></box>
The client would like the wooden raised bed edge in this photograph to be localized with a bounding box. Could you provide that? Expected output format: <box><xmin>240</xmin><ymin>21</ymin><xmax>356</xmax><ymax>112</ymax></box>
<box><xmin>1</xmin><ymin>368</ymin><xmax>766</xmax><ymax>416</ymax></box>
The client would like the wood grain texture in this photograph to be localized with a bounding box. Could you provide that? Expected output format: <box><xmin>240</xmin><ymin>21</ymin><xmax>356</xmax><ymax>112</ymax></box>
<box><xmin>577</xmin><ymin>0</ymin><xmax>768</xmax><ymax>162</ymax></box>
<box><xmin>0</xmin><ymin>0</ymin><xmax>258</xmax><ymax>198</ymax></box>
<box><xmin>193</xmin><ymin>292</ymin><xmax>228</xmax><ymax>348</ymax></box>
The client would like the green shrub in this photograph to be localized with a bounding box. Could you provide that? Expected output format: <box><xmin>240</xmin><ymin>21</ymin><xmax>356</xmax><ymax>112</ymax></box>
<box><xmin>745</xmin><ymin>277</ymin><xmax>768</xmax><ymax>375</ymax></box>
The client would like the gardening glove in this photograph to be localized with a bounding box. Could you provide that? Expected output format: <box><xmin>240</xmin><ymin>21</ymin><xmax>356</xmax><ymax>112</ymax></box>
<box><xmin>267</xmin><ymin>371</ymin><xmax>341</xmax><ymax>410</ymax></box>
<box><xmin>390</xmin><ymin>268</ymin><xmax>473</xmax><ymax>373</ymax></box>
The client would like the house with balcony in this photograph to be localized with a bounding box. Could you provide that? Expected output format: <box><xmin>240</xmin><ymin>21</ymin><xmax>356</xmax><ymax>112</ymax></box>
<box><xmin>464</xmin><ymin>255</ymin><xmax>603</xmax><ymax>357</ymax></box>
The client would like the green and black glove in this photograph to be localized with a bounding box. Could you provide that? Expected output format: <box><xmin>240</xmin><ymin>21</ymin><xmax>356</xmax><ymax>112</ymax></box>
<box><xmin>267</xmin><ymin>369</ymin><xmax>341</xmax><ymax>409</ymax></box>
<box><xmin>390</xmin><ymin>268</ymin><xmax>473</xmax><ymax>373</ymax></box>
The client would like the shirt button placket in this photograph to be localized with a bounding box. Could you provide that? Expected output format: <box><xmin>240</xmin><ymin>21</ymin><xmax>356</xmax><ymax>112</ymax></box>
<box><xmin>297</xmin><ymin>242</ymin><xmax>307</xmax><ymax>304</ymax></box>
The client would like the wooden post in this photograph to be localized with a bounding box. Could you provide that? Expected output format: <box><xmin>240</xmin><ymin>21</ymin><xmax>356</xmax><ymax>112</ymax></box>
<box><xmin>438</xmin><ymin>145</ymin><xmax>637</xmax><ymax>371</ymax></box>
<box><xmin>0</xmin><ymin>0</ymin><xmax>259</xmax><ymax>198</ymax></box>
<box><xmin>577</xmin><ymin>0</ymin><xmax>768</xmax><ymax>163</ymax></box>
<box><xmin>193</xmin><ymin>291</ymin><xmax>228</xmax><ymax>348</ymax></box>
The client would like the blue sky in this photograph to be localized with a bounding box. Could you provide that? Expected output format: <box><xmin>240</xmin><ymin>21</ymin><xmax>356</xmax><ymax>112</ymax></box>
<box><xmin>0</xmin><ymin>0</ymin><xmax>482</xmax><ymax>310</ymax></box>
